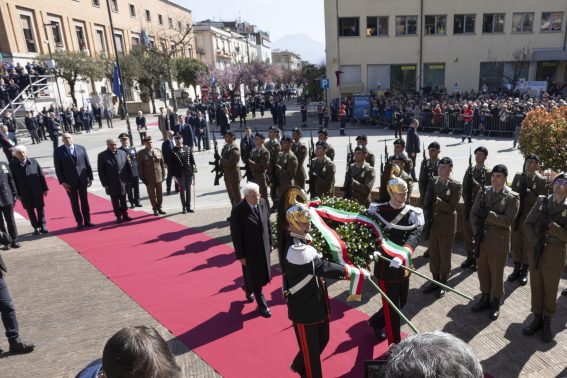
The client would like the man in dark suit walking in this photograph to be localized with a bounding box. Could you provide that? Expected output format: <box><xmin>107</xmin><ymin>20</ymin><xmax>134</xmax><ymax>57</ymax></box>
<box><xmin>118</xmin><ymin>133</ymin><xmax>141</xmax><ymax>208</ymax></box>
<box><xmin>405</xmin><ymin>119</ymin><xmax>421</xmax><ymax>181</ymax></box>
<box><xmin>0</xmin><ymin>161</ymin><xmax>20</xmax><ymax>248</ymax></box>
<box><xmin>98</xmin><ymin>138</ymin><xmax>132</xmax><ymax>223</ymax></box>
<box><xmin>135</xmin><ymin>111</ymin><xmax>147</xmax><ymax>145</ymax></box>
<box><xmin>53</xmin><ymin>133</ymin><xmax>94</xmax><ymax>230</ymax></box>
<box><xmin>47</xmin><ymin>112</ymin><xmax>61</xmax><ymax>151</ymax></box>
<box><xmin>10</xmin><ymin>145</ymin><xmax>49</xmax><ymax>234</ymax></box>
<box><xmin>0</xmin><ymin>245</ymin><xmax>35</xmax><ymax>354</ymax></box>
<box><xmin>229</xmin><ymin>182</ymin><xmax>272</xmax><ymax>318</ymax></box>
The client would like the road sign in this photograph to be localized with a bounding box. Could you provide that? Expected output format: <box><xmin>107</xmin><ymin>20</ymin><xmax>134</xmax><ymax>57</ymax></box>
<box><xmin>320</xmin><ymin>78</ymin><xmax>329</xmax><ymax>89</ymax></box>
<box><xmin>201</xmin><ymin>85</ymin><xmax>209</xmax><ymax>95</ymax></box>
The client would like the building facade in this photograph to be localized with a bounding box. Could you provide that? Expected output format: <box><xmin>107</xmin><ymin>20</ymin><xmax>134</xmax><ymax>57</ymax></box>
<box><xmin>272</xmin><ymin>49</ymin><xmax>302</xmax><ymax>71</ymax></box>
<box><xmin>324</xmin><ymin>0</ymin><xmax>567</xmax><ymax>99</ymax></box>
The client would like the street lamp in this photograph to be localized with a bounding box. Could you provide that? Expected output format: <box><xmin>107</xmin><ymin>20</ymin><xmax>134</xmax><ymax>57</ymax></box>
<box><xmin>105</xmin><ymin>0</ymin><xmax>133</xmax><ymax>142</ymax></box>
<box><xmin>42</xmin><ymin>21</ymin><xmax>64</xmax><ymax>108</ymax></box>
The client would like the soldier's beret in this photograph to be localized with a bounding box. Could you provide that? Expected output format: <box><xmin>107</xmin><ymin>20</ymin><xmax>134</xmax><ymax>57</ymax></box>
<box><xmin>525</xmin><ymin>154</ymin><xmax>539</xmax><ymax>162</ymax></box>
<box><xmin>439</xmin><ymin>157</ymin><xmax>453</xmax><ymax>166</ymax></box>
<box><xmin>118</xmin><ymin>133</ymin><xmax>129</xmax><ymax>140</ymax></box>
<box><xmin>226</xmin><ymin>131</ymin><xmax>236</xmax><ymax>137</ymax></box>
<box><xmin>428</xmin><ymin>142</ymin><xmax>440</xmax><ymax>149</ymax></box>
<box><xmin>292</xmin><ymin>127</ymin><xmax>302</xmax><ymax>134</ymax></box>
<box><xmin>393</xmin><ymin>138</ymin><xmax>405</xmax><ymax>147</ymax></box>
<box><xmin>316</xmin><ymin>141</ymin><xmax>328</xmax><ymax>149</ymax></box>
<box><xmin>474</xmin><ymin>146</ymin><xmax>488</xmax><ymax>156</ymax></box>
<box><xmin>492</xmin><ymin>164</ymin><xmax>508</xmax><ymax>176</ymax></box>
<box><xmin>354</xmin><ymin>145</ymin><xmax>368</xmax><ymax>153</ymax></box>
<box><xmin>143</xmin><ymin>136</ymin><xmax>152</xmax><ymax>142</ymax></box>
<box><xmin>356</xmin><ymin>134</ymin><xmax>367</xmax><ymax>141</ymax></box>
<box><xmin>392</xmin><ymin>152</ymin><xmax>407</xmax><ymax>161</ymax></box>
<box><xmin>255</xmin><ymin>132</ymin><xmax>265</xmax><ymax>140</ymax></box>
<box><xmin>281</xmin><ymin>136</ymin><xmax>292</xmax><ymax>143</ymax></box>
<box><xmin>318</xmin><ymin>128</ymin><xmax>328</xmax><ymax>135</ymax></box>
<box><xmin>554</xmin><ymin>173</ymin><xmax>566</xmax><ymax>182</ymax></box>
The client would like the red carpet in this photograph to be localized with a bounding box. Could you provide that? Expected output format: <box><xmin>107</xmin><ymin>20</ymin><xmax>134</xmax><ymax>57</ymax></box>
<box><xmin>16</xmin><ymin>178</ymin><xmax>390</xmax><ymax>377</ymax></box>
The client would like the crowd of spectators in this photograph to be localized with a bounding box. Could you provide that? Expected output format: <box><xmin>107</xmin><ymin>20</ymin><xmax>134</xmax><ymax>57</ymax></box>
<box><xmin>0</xmin><ymin>61</ymin><xmax>47</xmax><ymax>109</ymax></box>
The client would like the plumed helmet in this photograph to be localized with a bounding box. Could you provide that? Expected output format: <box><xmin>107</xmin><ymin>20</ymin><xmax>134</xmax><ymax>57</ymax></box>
<box><xmin>387</xmin><ymin>176</ymin><xmax>408</xmax><ymax>197</ymax></box>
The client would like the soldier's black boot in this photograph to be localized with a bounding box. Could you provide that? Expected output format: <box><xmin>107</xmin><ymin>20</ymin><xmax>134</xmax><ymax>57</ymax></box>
<box><xmin>423</xmin><ymin>274</ymin><xmax>440</xmax><ymax>294</ymax></box>
<box><xmin>488</xmin><ymin>298</ymin><xmax>500</xmax><ymax>321</ymax></box>
<box><xmin>523</xmin><ymin>313</ymin><xmax>543</xmax><ymax>336</ymax></box>
<box><xmin>423</xmin><ymin>249</ymin><xmax>430</xmax><ymax>258</ymax></box>
<box><xmin>460</xmin><ymin>255</ymin><xmax>476</xmax><ymax>270</ymax></box>
<box><xmin>436</xmin><ymin>276</ymin><xmax>447</xmax><ymax>298</ymax></box>
<box><xmin>471</xmin><ymin>293</ymin><xmax>490</xmax><ymax>312</ymax></box>
<box><xmin>541</xmin><ymin>316</ymin><xmax>553</xmax><ymax>342</ymax></box>
<box><xmin>519</xmin><ymin>264</ymin><xmax>529</xmax><ymax>286</ymax></box>
<box><xmin>8</xmin><ymin>338</ymin><xmax>35</xmax><ymax>354</ymax></box>
<box><xmin>507</xmin><ymin>262</ymin><xmax>521</xmax><ymax>282</ymax></box>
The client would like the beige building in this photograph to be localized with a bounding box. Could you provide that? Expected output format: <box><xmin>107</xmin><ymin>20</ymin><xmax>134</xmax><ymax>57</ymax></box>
<box><xmin>325</xmin><ymin>0</ymin><xmax>567</xmax><ymax>99</ymax></box>
<box><xmin>272</xmin><ymin>49</ymin><xmax>302</xmax><ymax>71</ymax></box>
<box><xmin>194</xmin><ymin>24</ymin><xmax>258</xmax><ymax>70</ymax></box>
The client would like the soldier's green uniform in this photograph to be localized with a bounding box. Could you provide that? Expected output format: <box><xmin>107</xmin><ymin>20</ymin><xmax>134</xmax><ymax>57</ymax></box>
<box><xmin>249</xmin><ymin>146</ymin><xmax>271</xmax><ymax>207</ymax></box>
<box><xmin>419</xmin><ymin>157</ymin><xmax>439</xmax><ymax>204</ymax></box>
<box><xmin>326</xmin><ymin>143</ymin><xmax>335</xmax><ymax>161</ymax></box>
<box><xmin>365</xmin><ymin>151</ymin><xmax>375</xmax><ymax>167</ymax></box>
<box><xmin>344</xmin><ymin>162</ymin><xmax>376</xmax><ymax>207</ymax></box>
<box><xmin>275</xmin><ymin>150</ymin><xmax>298</xmax><ymax>198</ymax></box>
<box><xmin>462</xmin><ymin>164</ymin><xmax>491</xmax><ymax>264</ymax></box>
<box><xmin>523</xmin><ymin>191</ymin><xmax>567</xmax><ymax>342</ymax></box>
<box><xmin>292</xmin><ymin>139</ymin><xmax>308</xmax><ymax>190</ymax></box>
<box><xmin>220</xmin><ymin>141</ymin><xmax>242</xmax><ymax>206</ymax></box>
<box><xmin>311</xmin><ymin>156</ymin><xmax>336</xmax><ymax>198</ymax></box>
<box><xmin>265</xmin><ymin>137</ymin><xmax>280</xmax><ymax>206</ymax></box>
<box><xmin>137</xmin><ymin>144</ymin><xmax>166</xmax><ymax>213</ymax></box>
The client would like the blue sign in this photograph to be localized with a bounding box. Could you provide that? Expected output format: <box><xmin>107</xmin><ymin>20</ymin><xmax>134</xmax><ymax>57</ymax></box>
<box><xmin>320</xmin><ymin>78</ymin><xmax>329</xmax><ymax>89</ymax></box>
<box><xmin>353</xmin><ymin>95</ymin><xmax>371</xmax><ymax>121</ymax></box>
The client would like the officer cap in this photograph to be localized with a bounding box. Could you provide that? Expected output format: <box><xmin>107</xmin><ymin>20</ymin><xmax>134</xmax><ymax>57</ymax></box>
<box><xmin>439</xmin><ymin>157</ymin><xmax>453</xmax><ymax>166</ymax></box>
<box><xmin>143</xmin><ymin>136</ymin><xmax>152</xmax><ymax>142</ymax></box>
<box><xmin>474</xmin><ymin>146</ymin><xmax>488</xmax><ymax>156</ymax></box>
<box><xmin>492</xmin><ymin>164</ymin><xmax>508</xmax><ymax>176</ymax></box>
<box><xmin>316</xmin><ymin>141</ymin><xmax>328</xmax><ymax>149</ymax></box>
<box><xmin>255</xmin><ymin>132</ymin><xmax>265</xmax><ymax>140</ymax></box>
<box><xmin>318</xmin><ymin>128</ymin><xmax>328</xmax><ymax>136</ymax></box>
<box><xmin>118</xmin><ymin>133</ymin><xmax>129</xmax><ymax>140</ymax></box>
<box><xmin>428</xmin><ymin>142</ymin><xmax>440</xmax><ymax>149</ymax></box>
<box><xmin>225</xmin><ymin>131</ymin><xmax>236</xmax><ymax>137</ymax></box>
<box><xmin>356</xmin><ymin>134</ymin><xmax>367</xmax><ymax>141</ymax></box>
<box><xmin>354</xmin><ymin>145</ymin><xmax>368</xmax><ymax>153</ymax></box>
<box><xmin>281</xmin><ymin>136</ymin><xmax>292</xmax><ymax>143</ymax></box>
<box><xmin>393</xmin><ymin>138</ymin><xmax>405</xmax><ymax>147</ymax></box>
<box><xmin>525</xmin><ymin>154</ymin><xmax>539</xmax><ymax>162</ymax></box>
<box><xmin>392</xmin><ymin>152</ymin><xmax>408</xmax><ymax>162</ymax></box>
<box><xmin>292</xmin><ymin>127</ymin><xmax>302</xmax><ymax>134</ymax></box>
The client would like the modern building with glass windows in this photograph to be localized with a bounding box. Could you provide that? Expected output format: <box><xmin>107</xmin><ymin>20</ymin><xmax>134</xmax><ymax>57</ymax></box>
<box><xmin>324</xmin><ymin>0</ymin><xmax>567</xmax><ymax>98</ymax></box>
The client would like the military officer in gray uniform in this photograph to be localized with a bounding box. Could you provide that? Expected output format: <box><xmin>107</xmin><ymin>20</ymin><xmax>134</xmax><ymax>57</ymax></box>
<box><xmin>291</xmin><ymin>127</ymin><xmax>308</xmax><ymax>190</ymax></box>
<box><xmin>248</xmin><ymin>132</ymin><xmax>271</xmax><ymax>208</ymax></box>
<box><xmin>311</xmin><ymin>141</ymin><xmax>336</xmax><ymax>198</ymax></box>
<box><xmin>344</xmin><ymin>146</ymin><xmax>376</xmax><ymax>207</ymax></box>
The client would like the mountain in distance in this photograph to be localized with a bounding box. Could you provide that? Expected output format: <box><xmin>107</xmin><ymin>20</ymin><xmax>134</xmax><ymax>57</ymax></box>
<box><xmin>272</xmin><ymin>33</ymin><xmax>326</xmax><ymax>65</ymax></box>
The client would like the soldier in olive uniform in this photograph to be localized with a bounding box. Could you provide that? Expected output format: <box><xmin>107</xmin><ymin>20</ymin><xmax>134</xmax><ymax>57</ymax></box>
<box><xmin>291</xmin><ymin>127</ymin><xmax>308</xmax><ymax>190</ymax></box>
<box><xmin>523</xmin><ymin>173</ymin><xmax>567</xmax><ymax>342</ymax></box>
<box><xmin>265</xmin><ymin>127</ymin><xmax>281</xmax><ymax>211</ymax></box>
<box><xmin>422</xmin><ymin>157</ymin><xmax>463</xmax><ymax>298</ymax></box>
<box><xmin>470</xmin><ymin>164</ymin><xmax>519</xmax><ymax>320</ymax></box>
<box><xmin>461</xmin><ymin>146</ymin><xmax>491</xmax><ymax>270</ymax></box>
<box><xmin>218</xmin><ymin>131</ymin><xmax>242</xmax><ymax>206</ymax></box>
<box><xmin>418</xmin><ymin>141</ymin><xmax>440</xmax><ymax>204</ymax></box>
<box><xmin>344</xmin><ymin>146</ymin><xmax>376</xmax><ymax>207</ymax></box>
<box><xmin>317</xmin><ymin>129</ymin><xmax>334</xmax><ymax>161</ymax></box>
<box><xmin>508</xmin><ymin>154</ymin><xmax>547</xmax><ymax>286</ymax></box>
<box><xmin>311</xmin><ymin>141</ymin><xmax>336</xmax><ymax>198</ymax></box>
<box><xmin>391</xmin><ymin>153</ymin><xmax>413</xmax><ymax>204</ymax></box>
<box><xmin>393</xmin><ymin>139</ymin><xmax>413</xmax><ymax>176</ymax></box>
<box><xmin>275</xmin><ymin>136</ymin><xmax>298</xmax><ymax>198</ymax></box>
<box><xmin>248</xmin><ymin>133</ymin><xmax>270</xmax><ymax>208</ymax></box>
<box><xmin>137</xmin><ymin>136</ymin><xmax>166</xmax><ymax>216</ymax></box>
<box><xmin>355</xmin><ymin>134</ymin><xmax>375</xmax><ymax>167</ymax></box>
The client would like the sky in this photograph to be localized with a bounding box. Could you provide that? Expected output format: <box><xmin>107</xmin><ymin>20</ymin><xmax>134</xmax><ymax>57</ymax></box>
<box><xmin>172</xmin><ymin>0</ymin><xmax>325</xmax><ymax>44</ymax></box>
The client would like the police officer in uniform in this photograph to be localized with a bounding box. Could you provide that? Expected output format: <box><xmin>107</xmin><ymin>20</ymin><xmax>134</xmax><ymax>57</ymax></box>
<box><xmin>355</xmin><ymin>134</ymin><xmax>375</xmax><ymax>167</ymax></box>
<box><xmin>118</xmin><ymin>133</ymin><xmax>142</xmax><ymax>208</ymax></box>
<box><xmin>368</xmin><ymin>176</ymin><xmax>424</xmax><ymax>343</ymax></box>
<box><xmin>344</xmin><ymin>146</ymin><xmax>376</xmax><ymax>207</ymax></box>
<box><xmin>311</xmin><ymin>141</ymin><xmax>336</xmax><ymax>198</ymax></box>
<box><xmin>392</xmin><ymin>139</ymin><xmax>413</xmax><ymax>175</ymax></box>
<box><xmin>317</xmin><ymin>129</ymin><xmax>334</xmax><ymax>161</ymax></box>
<box><xmin>391</xmin><ymin>153</ymin><xmax>413</xmax><ymax>203</ymax></box>
<box><xmin>418</xmin><ymin>142</ymin><xmax>440</xmax><ymax>205</ymax></box>
<box><xmin>422</xmin><ymin>157</ymin><xmax>462</xmax><ymax>298</ymax></box>
<box><xmin>218</xmin><ymin>131</ymin><xmax>242</xmax><ymax>206</ymax></box>
<box><xmin>470</xmin><ymin>164</ymin><xmax>519</xmax><ymax>320</ymax></box>
<box><xmin>291</xmin><ymin>127</ymin><xmax>308</xmax><ymax>190</ymax></box>
<box><xmin>265</xmin><ymin>127</ymin><xmax>280</xmax><ymax>211</ymax></box>
<box><xmin>137</xmin><ymin>136</ymin><xmax>166</xmax><ymax>216</ymax></box>
<box><xmin>461</xmin><ymin>146</ymin><xmax>491</xmax><ymax>270</ymax></box>
<box><xmin>275</xmin><ymin>136</ymin><xmax>298</xmax><ymax>198</ymax></box>
<box><xmin>523</xmin><ymin>173</ymin><xmax>567</xmax><ymax>342</ymax></box>
<box><xmin>248</xmin><ymin>133</ymin><xmax>270</xmax><ymax>208</ymax></box>
<box><xmin>508</xmin><ymin>154</ymin><xmax>547</xmax><ymax>286</ymax></box>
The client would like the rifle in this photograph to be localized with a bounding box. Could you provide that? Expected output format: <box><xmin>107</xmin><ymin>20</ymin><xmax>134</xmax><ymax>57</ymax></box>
<box><xmin>421</xmin><ymin>171</ymin><xmax>436</xmax><ymax>240</ymax></box>
<box><xmin>513</xmin><ymin>170</ymin><xmax>528</xmax><ymax>230</ymax></box>
<box><xmin>208</xmin><ymin>131</ymin><xmax>224</xmax><ymax>186</ymax></box>
<box><xmin>534</xmin><ymin>179</ymin><xmax>552</xmax><ymax>270</ymax></box>
<box><xmin>380</xmin><ymin>154</ymin><xmax>384</xmax><ymax>176</ymax></box>
<box><xmin>473</xmin><ymin>169</ymin><xmax>488</xmax><ymax>258</ymax></box>
<box><xmin>463</xmin><ymin>147</ymin><xmax>474</xmax><ymax>220</ymax></box>
<box><xmin>384</xmin><ymin>140</ymin><xmax>389</xmax><ymax>162</ymax></box>
<box><xmin>346</xmin><ymin>136</ymin><xmax>354</xmax><ymax>170</ymax></box>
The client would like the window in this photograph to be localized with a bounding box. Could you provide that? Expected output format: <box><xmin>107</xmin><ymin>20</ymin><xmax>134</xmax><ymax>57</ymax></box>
<box><xmin>110</xmin><ymin>0</ymin><xmax>118</xmax><ymax>12</ymax></box>
<box><xmin>49</xmin><ymin>21</ymin><xmax>64</xmax><ymax>47</ymax></box>
<box><xmin>367</xmin><ymin>16</ymin><xmax>388</xmax><ymax>36</ymax></box>
<box><xmin>20</xmin><ymin>14</ymin><xmax>37</xmax><ymax>53</ymax></box>
<box><xmin>145</xmin><ymin>10</ymin><xmax>151</xmax><ymax>22</ymax></box>
<box><xmin>75</xmin><ymin>24</ymin><xmax>87</xmax><ymax>51</ymax></box>
<box><xmin>339</xmin><ymin>65</ymin><xmax>361</xmax><ymax>84</ymax></box>
<box><xmin>188</xmin><ymin>45</ymin><xmax>193</xmax><ymax>58</ymax></box>
<box><xmin>92</xmin><ymin>0</ymin><xmax>100</xmax><ymax>6</ymax></box>
<box><xmin>177</xmin><ymin>21</ymin><xmax>182</xmax><ymax>30</ymax></box>
<box><xmin>95</xmin><ymin>28</ymin><xmax>106</xmax><ymax>52</ymax></box>
<box><xmin>338</xmin><ymin>17</ymin><xmax>359</xmax><ymax>36</ymax></box>
<box><xmin>168</xmin><ymin>17</ymin><xmax>173</xmax><ymax>29</ymax></box>
<box><xmin>129</xmin><ymin>4</ymin><xmax>136</xmax><ymax>17</ymax></box>
<box><xmin>541</xmin><ymin>12</ymin><xmax>563</xmax><ymax>32</ymax></box>
<box><xmin>131</xmin><ymin>34</ymin><xmax>140</xmax><ymax>46</ymax></box>
<box><xmin>396</xmin><ymin>16</ymin><xmax>418</xmax><ymax>36</ymax></box>
<box><xmin>114</xmin><ymin>32</ymin><xmax>124</xmax><ymax>54</ymax></box>
<box><xmin>424</xmin><ymin>63</ymin><xmax>445</xmax><ymax>88</ymax></box>
<box><xmin>425</xmin><ymin>15</ymin><xmax>446</xmax><ymax>35</ymax></box>
<box><xmin>512</xmin><ymin>13</ymin><xmax>534</xmax><ymax>32</ymax></box>
<box><xmin>482</xmin><ymin>13</ymin><xmax>505</xmax><ymax>33</ymax></box>
<box><xmin>158</xmin><ymin>14</ymin><xmax>163</xmax><ymax>25</ymax></box>
<box><xmin>390</xmin><ymin>64</ymin><xmax>416</xmax><ymax>91</ymax></box>
<box><xmin>454</xmin><ymin>14</ymin><xmax>475</xmax><ymax>34</ymax></box>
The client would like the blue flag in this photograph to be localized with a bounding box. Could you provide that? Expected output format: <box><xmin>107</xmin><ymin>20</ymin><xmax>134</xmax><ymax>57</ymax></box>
<box><xmin>113</xmin><ymin>63</ymin><xmax>121</xmax><ymax>96</ymax></box>
<box><xmin>211</xmin><ymin>74</ymin><xmax>216</xmax><ymax>86</ymax></box>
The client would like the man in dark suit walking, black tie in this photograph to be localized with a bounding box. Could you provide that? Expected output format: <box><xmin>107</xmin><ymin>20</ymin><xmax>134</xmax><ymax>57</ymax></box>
<box><xmin>53</xmin><ymin>133</ymin><xmax>94</xmax><ymax>229</ymax></box>
<box><xmin>98</xmin><ymin>138</ymin><xmax>132</xmax><ymax>224</ymax></box>
<box><xmin>230</xmin><ymin>182</ymin><xmax>272</xmax><ymax>318</ymax></box>
<box><xmin>405</xmin><ymin>119</ymin><xmax>421</xmax><ymax>182</ymax></box>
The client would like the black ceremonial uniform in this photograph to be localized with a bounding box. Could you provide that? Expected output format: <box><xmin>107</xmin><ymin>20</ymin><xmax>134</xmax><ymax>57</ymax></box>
<box><xmin>367</xmin><ymin>201</ymin><xmax>423</xmax><ymax>344</ymax></box>
<box><xmin>119</xmin><ymin>145</ymin><xmax>141</xmax><ymax>207</ymax></box>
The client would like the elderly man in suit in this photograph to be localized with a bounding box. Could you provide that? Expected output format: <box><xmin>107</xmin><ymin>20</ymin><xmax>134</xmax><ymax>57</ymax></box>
<box><xmin>53</xmin><ymin>133</ymin><xmax>94</xmax><ymax>230</ymax></box>
<box><xmin>229</xmin><ymin>182</ymin><xmax>272</xmax><ymax>318</ymax></box>
<box><xmin>98</xmin><ymin>138</ymin><xmax>132</xmax><ymax>224</ymax></box>
<box><xmin>9</xmin><ymin>145</ymin><xmax>49</xmax><ymax>234</ymax></box>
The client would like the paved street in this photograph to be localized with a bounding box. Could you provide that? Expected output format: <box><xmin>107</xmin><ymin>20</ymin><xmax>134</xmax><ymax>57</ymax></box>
<box><xmin>1</xmin><ymin>104</ymin><xmax>565</xmax><ymax>377</ymax></box>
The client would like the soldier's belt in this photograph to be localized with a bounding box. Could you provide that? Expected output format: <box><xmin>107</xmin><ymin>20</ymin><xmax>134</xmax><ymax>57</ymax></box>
<box><xmin>283</xmin><ymin>274</ymin><xmax>314</xmax><ymax>297</ymax></box>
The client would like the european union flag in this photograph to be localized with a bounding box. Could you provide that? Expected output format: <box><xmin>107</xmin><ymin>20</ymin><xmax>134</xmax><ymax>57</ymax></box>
<box><xmin>113</xmin><ymin>63</ymin><xmax>121</xmax><ymax>96</ymax></box>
